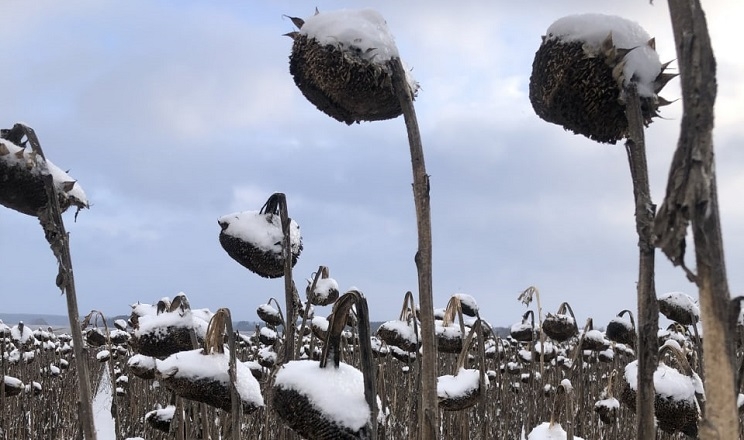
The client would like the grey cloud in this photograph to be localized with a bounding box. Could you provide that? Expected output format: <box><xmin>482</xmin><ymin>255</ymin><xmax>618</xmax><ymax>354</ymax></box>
<box><xmin>1</xmin><ymin>1</ymin><xmax>742</xmax><ymax>327</ymax></box>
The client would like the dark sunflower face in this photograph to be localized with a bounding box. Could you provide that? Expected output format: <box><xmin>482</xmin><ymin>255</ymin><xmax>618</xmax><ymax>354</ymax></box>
<box><xmin>217</xmin><ymin>211</ymin><xmax>303</xmax><ymax>278</ymax></box>
<box><xmin>289</xmin><ymin>34</ymin><xmax>403</xmax><ymax>124</ymax></box>
<box><xmin>529</xmin><ymin>16</ymin><xmax>676</xmax><ymax>144</ymax></box>
<box><xmin>530</xmin><ymin>38</ymin><xmax>664</xmax><ymax>144</ymax></box>
<box><xmin>285</xmin><ymin>9</ymin><xmax>418</xmax><ymax>125</ymax></box>
<box><xmin>0</xmin><ymin>140</ymin><xmax>88</xmax><ymax>216</ymax></box>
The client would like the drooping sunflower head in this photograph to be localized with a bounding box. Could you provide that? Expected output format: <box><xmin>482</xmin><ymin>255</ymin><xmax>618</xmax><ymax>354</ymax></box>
<box><xmin>285</xmin><ymin>8</ymin><xmax>419</xmax><ymax>125</ymax></box>
<box><xmin>529</xmin><ymin>14</ymin><xmax>676</xmax><ymax>144</ymax></box>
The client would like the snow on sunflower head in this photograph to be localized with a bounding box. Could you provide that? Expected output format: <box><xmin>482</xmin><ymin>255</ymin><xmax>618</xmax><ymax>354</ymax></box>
<box><xmin>529</xmin><ymin>14</ymin><xmax>676</xmax><ymax>144</ymax></box>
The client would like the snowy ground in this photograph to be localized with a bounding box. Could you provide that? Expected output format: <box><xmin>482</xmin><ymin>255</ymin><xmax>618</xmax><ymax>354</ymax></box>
<box><xmin>92</xmin><ymin>369</ymin><xmax>117</xmax><ymax>440</ymax></box>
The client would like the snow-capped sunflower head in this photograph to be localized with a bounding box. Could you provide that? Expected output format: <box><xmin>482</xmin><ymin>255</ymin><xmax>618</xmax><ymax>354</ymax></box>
<box><xmin>285</xmin><ymin>8</ymin><xmax>418</xmax><ymax>125</ymax></box>
<box><xmin>529</xmin><ymin>14</ymin><xmax>676</xmax><ymax>144</ymax></box>
<box><xmin>1</xmin><ymin>125</ymin><xmax>89</xmax><ymax>217</ymax></box>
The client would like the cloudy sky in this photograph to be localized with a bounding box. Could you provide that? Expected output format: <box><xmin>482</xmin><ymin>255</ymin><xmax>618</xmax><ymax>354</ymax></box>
<box><xmin>1</xmin><ymin>0</ymin><xmax>742</xmax><ymax>329</ymax></box>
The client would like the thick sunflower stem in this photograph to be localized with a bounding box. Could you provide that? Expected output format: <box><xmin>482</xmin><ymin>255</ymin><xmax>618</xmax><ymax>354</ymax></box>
<box><xmin>659</xmin><ymin>2</ymin><xmax>738</xmax><ymax>438</ymax></box>
<box><xmin>276</xmin><ymin>193</ymin><xmax>297</xmax><ymax>362</ymax></box>
<box><xmin>19</xmin><ymin>124</ymin><xmax>97</xmax><ymax>440</ymax></box>
<box><xmin>221</xmin><ymin>308</ymin><xmax>241</xmax><ymax>440</ymax></box>
<box><xmin>624</xmin><ymin>84</ymin><xmax>659</xmax><ymax>440</ymax></box>
<box><xmin>390</xmin><ymin>58</ymin><xmax>438</xmax><ymax>440</ymax></box>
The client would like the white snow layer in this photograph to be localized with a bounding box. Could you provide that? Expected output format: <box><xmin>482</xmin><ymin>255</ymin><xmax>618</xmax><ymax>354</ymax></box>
<box><xmin>219</xmin><ymin>211</ymin><xmax>302</xmax><ymax>254</ymax></box>
<box><xmin>3</xmin><ymin>375</ymin><xmax>22</xmax><ymax>388</ymax></box>
<box><xmin>585</xmin><ymin>329</ymin><xmax>608</xmax><ymax>345</ymax></box>
<box><xmin>93</xmin><ymin>368</ymin><xmax>116</xmax><ymax>439</ymax></box>
<box><xmin>301</xmin><ymin>8</ymin><xmax>400</xmax><ymax>62</ymax></box>
<box><xmin>128</xmin><ymin>353</ymin><xmax>156</xmax><ymax>371</ymax></box>
<box><xmin>511</xmin><ymin>322</ymin><xmax>532</xmax><ymax>334</ymax></box>
<box><xmin>258</xmin><ymin>346</ymin><xmax>277</xmax><ymax>363</ymax></box>
<box><xmin>0</xmin><ymin>139</ymin><xmax>89</xmax><ymax>207</ymax></box>
<box><xmin>275</xmin><ymin>360</ymin><xmax>371</xmax><ymax>431</ymax></box>
<box><xmin>624</xmin><ymin>360</ymin><xmax>699</xmax><ymax>404</ymax></box>
<box><xmin>533</xmin><ymin>340</ymin><xmax>555</xmax><ymax>354</ymax></box>
<box><xmin>257</xmin><ymin>303</ymin><xmax>278</xmax><ymax>314</ymax></box>
<box><xmin>528</xmin><ymin>422</ymin><xmax>585</xmax><ymax>440</ymax></box>
<box><xmin>595</xmin><ymin>397</ymin><xmax>620</xmax><ymax>409</ymax></box>
<box><xmin>370</xmin><ymin>336</ymin><xmax>389</xmax><ymax>355</ymax></box>
<box><xmin>599</xmin><ymin>348</ymin><xmax>614</xmax><ymax>360</ymax></box>
<box><xmin>437</xmin><ymin>368</ymin><xmax>482</xmax><ymax>399</ymax></box>
<box><xmin>435</xmin><ymin>320</ymin><xmax>463</xmax><ymax>340</ymax></box>
<box><xmin>546</xmin><ymin>313</ymin><xmax>575</xmax><ymax>327</ymax></box>
<box><xmin>10</xmin><ymin>323</ymin><xmax>34</xmax><ymax>344</ymax></box>
<box><xmin>453</xmin><ymin>293</ymin><xmax>479</xmax><ymax>314</ymax></box>
<box><xmin>659</xmin><ymin>291</ymin><xmax>700</xmax><ymax>318</ymax></box>
<box><xmin>546</xmin><ymin>13</ymin><xmax>662</xmax><ymax>97</ymax></box>
<box><xmin>560</xmin><ymin>378</ymin><xmax>573</xmax><ymax>393</ymax></box>
<box><xmin>157</xmin><ymin>348</ymin><xmax>264</xmax><ymax>407</ymax></box>
<box><xmin>379</xmin><ymin>320</ymin><xmax>419</xmax><ymax>344</ymax></box>
<box><xmin>313</xmin><ymin>277</ymin><xmax>339</xmax><ymax>300</ymax></box>
<box><xmin>134</xmin><ymin>314</ymin><xmax>194</xmax><ymax>339</ymax></box>
<box><xmin>145</xmin><ymin>405</ymin><xmax>175</xmax><ymax>423</ymax></box>
<box><xmin>298</xmin><ymin>8</ymin><xmax>418</xmax><ymax>93</ymax></box>
<box><xmin>609</xmin><ymin>316</ymin><xmax>633</xmax><ymax>330</ymax></box>
<box><xmin>312</xmin><ymin>315</ymin><xmax>330</xmax><ymax>332</ymax></box>
<box><xmin>259</xmin><ymin>326</ymin><xmax>277</xmax><ymax>338</ymax></box>
<box><xmin>132</xmin><ymin>303</ymin><xmax>211</xmax><ymax>340</ymax></box>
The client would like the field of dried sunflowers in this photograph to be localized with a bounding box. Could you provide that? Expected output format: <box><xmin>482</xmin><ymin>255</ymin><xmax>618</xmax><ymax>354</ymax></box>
<box><xmin>1</xmin><ymin>2</ymin><xmax>741</xmax><ymax>440</ymax></box>
<box><xmin>2</xmin><ymin>286</ymin><xmax>743</xmax><ymax>439</ymax></box>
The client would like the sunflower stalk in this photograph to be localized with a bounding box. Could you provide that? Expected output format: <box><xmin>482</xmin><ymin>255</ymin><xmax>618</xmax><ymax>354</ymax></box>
<box><xmin>10</xmin><ymin>124</ymin><xmax>98</xmax><ymax>440</ymax></box>
<box><xmin>390</xmin><ymin>57</ymin><xmax>438</xmax><ymax>439</ymax></box>
<box><xmin>519</xmin><ymin>285</ymin><xmax>546</xmax><ymax>418</ymax></box>
<box><xmin>624</xmin><ymin>82</ymin><xmax>659</xmax><ymax>440</ymax></box>
<box><xmin>340</xmin><ymin>291</ymin><xmax>378</xmax><ymax>440</ymax></box>
<box><xmin>223</xmin><ymin>308</ymin><xmax>242</xmax><ymax>440</ymax></box>
<box><xmin>563</xmin><ymin>382</ymin><xmax>574</xmax><ymax>440</ymax></box>
<box><xmin>295</xmin><ymin>268</ymin><xmax>324</xmax><ymax>359</ymax></box>
<box><xmin>656</xmin><ymin>1</ymin><xmax>738</xmax><ymax>438</ymax></box>
<box><xmin>273</xmin><ymin>193</ymin><xmax>298</xmax><ymax>362</ymax></box>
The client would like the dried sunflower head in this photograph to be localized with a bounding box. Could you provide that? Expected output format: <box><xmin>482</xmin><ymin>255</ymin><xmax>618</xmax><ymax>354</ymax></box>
<box><xmin>286</xmin><ymin>8</ymin><xmax>418</xmax><ymax>124</ymax></box>
<box><xmin>529</xmin><ymin>14</ymin><xmax>676</xmax><ymax>144</ymax></box>
<box><xmin>1</xmin><ymin>126</ymin><xmax>88</xmax><ymax>217</ymax></box>
<box><xmin>218</xmin><ymin>194</ymin><xmax>303</xmax><ymax>279</ymax></box>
